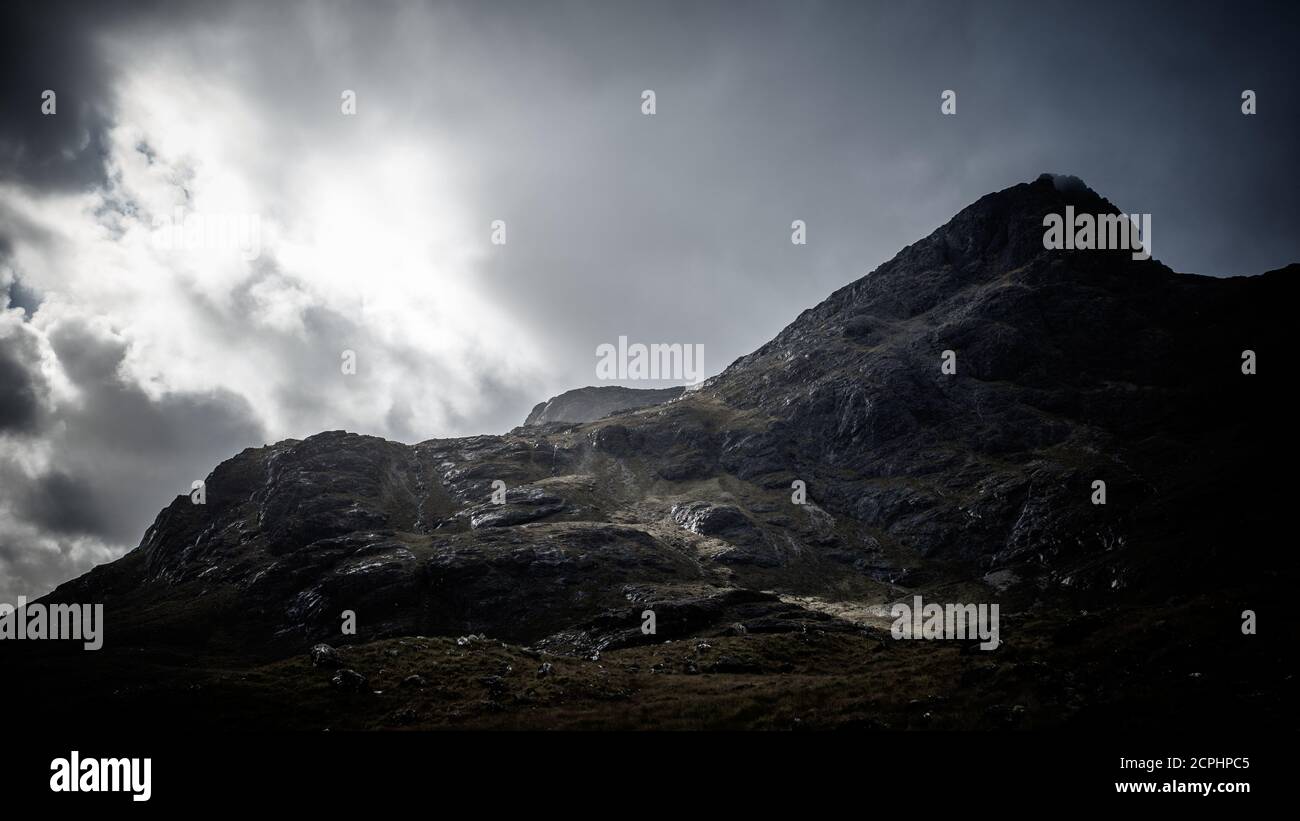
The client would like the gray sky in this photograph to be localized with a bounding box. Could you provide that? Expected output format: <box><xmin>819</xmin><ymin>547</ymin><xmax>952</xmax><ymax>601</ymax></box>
<box><xmin>2</xmin><ymin>0</ymin><xmax>1298</xmax><ymax>601</ymax></box>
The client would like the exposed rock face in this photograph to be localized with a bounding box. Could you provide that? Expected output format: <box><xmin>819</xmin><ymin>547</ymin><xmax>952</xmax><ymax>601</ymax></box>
<box><xmin>466</xmin><ymin>486</ymin><xmax>566</xmax><ymax>528</ymax></box>
<box><xmin>671</xmin><ymin>502</ymin><xmax>756</xmax><ymax>539</ymax></box>
<box><xmin>33</xmin><ymin>174</ymin><xmax>1292</xmax><ymax>663</ymax></box>
<box><xmin>524</xmin><ymin>385</ymin><xmax>685</xmax><ymax>426</ymax></box>
<box><xmin>310</xmin><ymin>643</ymin><xmax>341</xmax><ymax>668</ymax></box>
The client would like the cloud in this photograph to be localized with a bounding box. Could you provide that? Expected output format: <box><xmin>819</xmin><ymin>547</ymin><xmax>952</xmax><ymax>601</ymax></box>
<box><xmin>0</xmin><ymin>313</ymin><xmax>44</xmax><ymax>433</ymax></box>
<box><xmin>0</xmin><ymin>302</ymin><xmax>267</xmax><ymax>601</ymax></box>
<box><xmin>0</xmin><ymin>0</ymin><xmax>220</xmax><ymax>191</ymax></box>
<box><xmin>0</xmin><ymin>5</ymin><xmax>113</xmax><ymax>191</ymax></box>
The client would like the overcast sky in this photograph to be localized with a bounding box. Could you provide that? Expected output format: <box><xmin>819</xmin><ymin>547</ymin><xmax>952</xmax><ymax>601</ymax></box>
<box><xmin>2</xmin><ymin>0</ymin><xmax>1298</xmax><ymax>601</ymax></box>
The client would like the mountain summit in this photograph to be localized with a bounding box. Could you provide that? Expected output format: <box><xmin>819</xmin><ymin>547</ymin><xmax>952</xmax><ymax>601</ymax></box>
<box><xmin>12</xmin><ymin>176</ymin><xmax>1293</xmax><ymax>730</ymax></box>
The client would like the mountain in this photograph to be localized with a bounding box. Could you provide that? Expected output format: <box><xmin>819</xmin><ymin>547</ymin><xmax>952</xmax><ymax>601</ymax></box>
<box><xmin>7</xmin><ymin>174</ymin><xmax>1293</xmax><ymax>731</ymax></box>
<box><xmin>523</xmin><ymin>385</ymin><xmax>685</xmax><ymax>426</ymax></box>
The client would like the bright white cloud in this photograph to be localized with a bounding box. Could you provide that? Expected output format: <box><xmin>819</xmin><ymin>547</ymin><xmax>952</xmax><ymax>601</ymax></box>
<box><xmin>7</xmin><ymin>13</ymin><xmax>547</xmax><ymax>447</ymax></box>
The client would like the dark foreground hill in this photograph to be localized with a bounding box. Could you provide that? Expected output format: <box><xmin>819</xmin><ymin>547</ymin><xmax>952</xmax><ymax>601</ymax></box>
<box><xmin>4</xmin><ymin>174</ymin><xmax>1294</xmax><ymax>731</ymax></box>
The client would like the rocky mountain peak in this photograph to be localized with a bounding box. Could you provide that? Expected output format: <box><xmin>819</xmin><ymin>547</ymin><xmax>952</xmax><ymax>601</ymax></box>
<box><xmin>706</xmin><ymin>175</ymin><xmax>1169</xmax><ymax>407</ymax></box>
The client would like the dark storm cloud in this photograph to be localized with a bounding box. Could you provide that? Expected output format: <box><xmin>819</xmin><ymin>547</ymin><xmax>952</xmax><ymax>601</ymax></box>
<box><xmin>1</xmin><ymin>1</ymin><xmax>122</xmax><ymax>190</ymax></box>
<box><xmin>0</xmin><ymin>317</ymin><xmax>266</xmax><ymax>600</ymax></box>
<box><xmin>17</xmin><ymin>471</ymin><xmax>108</xmax><ymax>537</ymax></box>
<box><xmin>0</xmin><ymin>0</ymin><xmax>216</xmax><ymax>190</ymax></box>
<box><xmin>0</xmin><ymin>323</ymin><xmax>43</xmax><ymax>432</ymax></box>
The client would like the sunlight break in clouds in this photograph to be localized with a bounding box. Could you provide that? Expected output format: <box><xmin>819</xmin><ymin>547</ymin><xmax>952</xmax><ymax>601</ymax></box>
<box><xmin>12</xmin><ymin>18</ymin><xmax>544</xmax><ymax>446</ymax></box>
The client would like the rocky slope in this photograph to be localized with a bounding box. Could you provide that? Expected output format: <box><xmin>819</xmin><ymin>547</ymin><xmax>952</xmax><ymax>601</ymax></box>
<box><xmin>10</xmin><ymin>174</ymin><xmax>1294</xmax><ymax>729</ymax></box>
<box><xmin>523</xmin><ymin>385</ymin><xmax>685</xmax><ymax>426</ymax></box>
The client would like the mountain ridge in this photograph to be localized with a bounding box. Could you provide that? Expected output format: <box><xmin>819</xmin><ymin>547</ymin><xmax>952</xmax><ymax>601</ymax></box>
<box><xmin>42</xmin><ymin>172</ymin><xmax>1292</xmax><ymax>627</ymax></box>
<box><xmin>11</xmin><ymin>174</ymin><xmax>1293</xmax><ymax>731</ymax></box>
